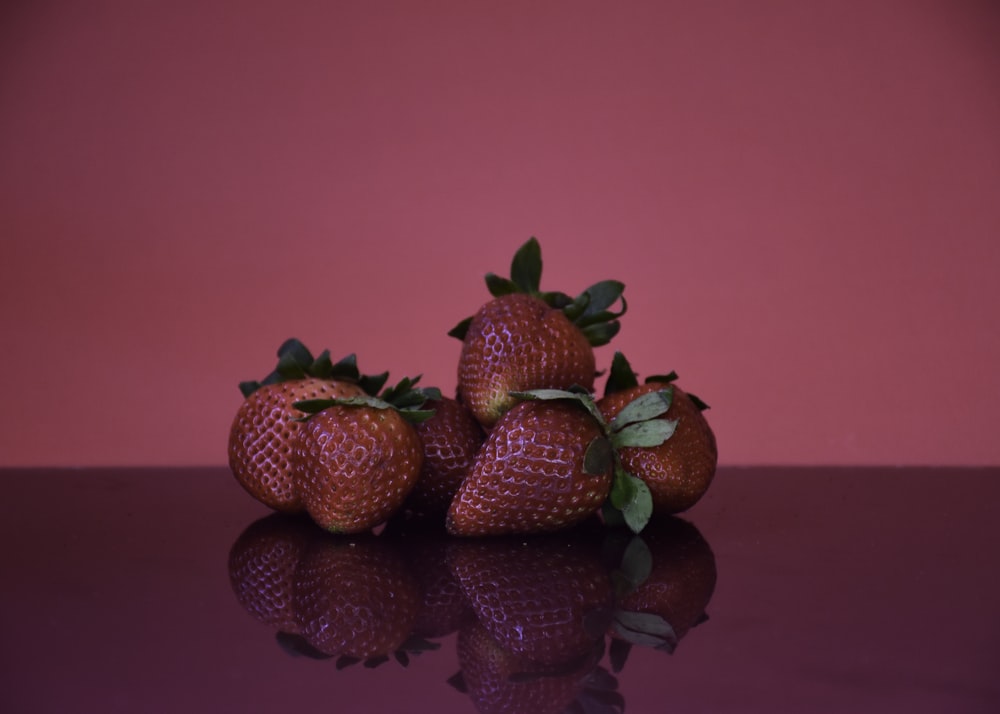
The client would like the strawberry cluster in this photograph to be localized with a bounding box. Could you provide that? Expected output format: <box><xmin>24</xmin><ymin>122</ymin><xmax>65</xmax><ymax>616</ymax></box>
<box><xmin>227</xmin><ymin>238</ymin><xmax>717</xmax><ymax>536</ymax></box>
<box><xmin>228</xmin><ymin>513</ymin><xmax>717</xmax><ymax>712</ymax></box>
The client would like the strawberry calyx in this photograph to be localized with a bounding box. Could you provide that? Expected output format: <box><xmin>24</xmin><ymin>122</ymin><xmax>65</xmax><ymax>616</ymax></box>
<box><xmin>239</xmin><ymin>337</ymin><xmax>390</xmax><ymax>398</ymax></box>
<box><xmin>508</xmin><ymin>387</ymin><xmax>677</xmax><ymax>534</ymax></box>
<box><xmin>604</xmin><ymin>351</ymin><xmax>709</xmax><ymax>411</ymax></box>
<box><xmin>293</xmin><ymin>375</ymin><xmax>442</xmax><ymax>424</ymax></box>
<box><xmin>448</xmin><ymin>237</ymin><xmax>627</xmax><ymax>347</ymax></box>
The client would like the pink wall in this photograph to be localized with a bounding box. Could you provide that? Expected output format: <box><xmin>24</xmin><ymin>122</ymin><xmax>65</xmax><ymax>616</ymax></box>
<box><xmin>2</xmin><ymin>0</ymin><xmax>998</xmax><ymax>467</ymax></box>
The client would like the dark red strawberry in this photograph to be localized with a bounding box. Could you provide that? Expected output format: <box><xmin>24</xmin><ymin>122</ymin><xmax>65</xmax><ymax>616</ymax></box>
<box><xmin>599</xmin><ymin>353</ymin><xmax>717</xmax><ymax>516</ymax></box>
<box><xmin>292</xmin><ymin>534</ymin><xmax>422</xmax><ymax>662</ymax></box>
<box><xmin>447</xmin><ymin>533</ymin><xmax>612</xmax><ymax>666</ymax></box>
<box><xmin>452</xmin><ymin>620</ymin><xmax>614</xmax><ymax>714</ymax></box>
<box><xmin>450</xmin><ymin>237</ymin><xmax>626</xmax><ymax>428</ymax></box>
<box><xmin>446</xmin><ymin>395</ymin><xmax>613</xmax><ymax>536</ymax></box>
<box><xmin>228</xmin><ymin>338</ymin><xmax>387</xmax><ymax>512</ymax></box>
<box><xmin>227</xmin><ymin>513</ymin><xmax>316</xmax><ymax>633</ymax></box>
<box><xmin>292</xmin><ymin>376</ymin><xmax>437</xmax><ymax>534</ymax></box>
<box><xmin>403</xmin><ymin>397</ymin><xmax>484</xmax><ymax>518</ymax></box>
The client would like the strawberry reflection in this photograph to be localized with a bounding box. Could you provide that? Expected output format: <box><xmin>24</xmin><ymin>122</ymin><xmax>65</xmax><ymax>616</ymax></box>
<box><xmin>227</xmin><ymin>514</ymin><xmax>716</xmax><ymax>710</ymax></box>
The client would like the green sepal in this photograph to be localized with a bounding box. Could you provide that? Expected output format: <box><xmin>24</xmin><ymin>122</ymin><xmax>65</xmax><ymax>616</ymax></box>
<box><xmin>581</xmin><ymin>321</ymin><xmax>621</xmax><ymax>347</ymax></box>
<box><xmin>611</xmin><ymin>419</ymin><xmax>678</xmax><ymax>449</ymax></box>
<box><xmin>538</xmin><ymin>290</ymin><xmax>575</xmax><ymax>309</ymax></box>
<box><xmin>358</xmin><ymin>371</ymin><xmax>390</xmax><ymax>396</ymax></box>
<box><xmin>447</xmin><ymin>317</ymin><xmax>472</xmax><ymax>341</ymax></box>
<box><xmin>687</xmin><ymin>391</ymin><xmax>710</xmax><ymax>411</ymax></box>
<box><xmin>276</xmin><ymin>337</ymin><xmax>314</xmax><ymax>367</ymax></box>
<box><xmin>644</xmin><ymin>371</ymin><xmax>678</xmax><ymax>385</ymax></box>
<box><xmin>605</xmin><ymin>351</ymin><xmax>639</xmax><ymax>397</ymax></box>
<box><xmin>275</xmin><ymin>349</ymin><xmax>309</xmax><ymax>380</ymax></box>
<box><xmin>485</xmin><ymin>273</ymin><xmax>519</xmax><ymax>297</ymax></box>
<box><xmin>609</xmin><ymin>469</ymin><xmax>653</xmax><ymax>534</ymax></box>
<box><xmin>238</xmin><ymin>339</ymin><xmax>385</xmax><ymax>397</ymax></box>
<box><xmin>612</xmin><ymin>611</ymin><xmax>678</xmax><ymax>651</ymax></box>
<box><xmin>561</xmin><ymin>291</ymin><xmax>591</xmax><ymax>323</ymax></box>
<box><xmin>239</xmin><ymin>380</ymin><xmax>261</xmax><ymax>398</ymax></box>
<box><xmin>610</xmin><ymin>389</ymin><xmax>673</xmax><ymax>432</ymax></box>
<box><xmin>509</xmin><ymin>388</ymin><xmax>607</xmax><ymax>428</ymax></box>
<box><xmin>509</xmin><ymin>236</ymin><xmax>542</xmax><ymax>293</ymax></box>
<box><xmin>583</xmin><ymin>436</ymin><xmax>614</xmax><ymax>476</ymax></box>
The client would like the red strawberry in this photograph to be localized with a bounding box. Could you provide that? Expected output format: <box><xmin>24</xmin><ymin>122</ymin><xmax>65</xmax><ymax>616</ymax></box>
<box><xmin>450</xmin><ymin>238</ymin><xmax>626</xmax><ymax>428</ymax></box>
<box><xmin>403</xmin><ymin>397</ymin><xmax>484</xmax><ymax>518</ymax></box>
<box><xmin>599</xmin><ymin>353</ymin><xmax>717</xmax><ymax>516</ymax></box>
<box><xmin>446</xmin><ymin>396</ymin><xmax>613</xmax><ymax>536</ymax></box>
<box><xmin>453</xmin><ymin>620</ymin><xmax>610</xmax><ymax>714</ymax></box>
<box><xmin>447</xmin><ymin>533</ymin><xmax>612</xmax><ymax>666</ymax></box>
<box><xmin>292</xmin><ymin>377</ymin><xmax>436</xmax><ymax>534</ymax></box>
<box><xmin>227</xmin><ymin>513</ymin><xmax>316</xmax><ymax>633</ymax></box>
<box><xmin>227</xmin><ymin>338</ymin><xmax>387</xmax><ymax>512</ymax></box>
<box><xmin>292</xmin><ymin>535</ymin><xmax>422</xmax><ymax>662</ymax></box>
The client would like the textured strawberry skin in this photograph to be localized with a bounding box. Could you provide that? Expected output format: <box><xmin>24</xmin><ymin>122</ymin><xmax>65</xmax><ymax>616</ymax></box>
<box><xmin>228</xmin><ymin>378</ymin><xmax>365</xmax><ymax>512</ymax></box>
<box><xmin>292</xmin><ymin>536</ymin><xmax>421</xmax><ymax>659</ymax></box>
<box><xmin>448</xmin><ymin>535</ymin><xmax>612</xmax><ymax>666</ymax></box>
<box><xmin>446</xmin><ymin>400</ymin><xmax>612</xmax><ymax>536</ymax></box>
<box><xmin>294</xmin><ymin>405</ymin><xmax>423</xmax><ymax>533</ymax></box>
<box><xmin>227</xmin><ymin>513</ymin><xmax>316</xmax><ymax>633</ymax></box>
<box><xmin>405</xmin><ymin>397</ymin><xmax>484</xmax><ymax>518</ymax></box>
<box><xmin>599</xmin><ymin>383</ymin><xmax>717</xmax><ymax>514</ymax></box>
<box><xmin>457</xmin><ymin>294</ymin><xmax>596</xmax><ymax>428</ymax></box>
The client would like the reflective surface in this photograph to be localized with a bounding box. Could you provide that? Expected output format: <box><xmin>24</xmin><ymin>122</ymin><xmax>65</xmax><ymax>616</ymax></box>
<box><xmin>1</xmin><ymin>466</ymin><xmax>998</xmax><ymax>713</ymax></box>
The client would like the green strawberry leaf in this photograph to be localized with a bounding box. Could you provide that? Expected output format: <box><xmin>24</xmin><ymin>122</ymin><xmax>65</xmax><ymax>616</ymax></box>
<box><xmin>509</xmin><ymin>236</ymin><xmax>543</xmax><ymax>293</ymax></box>
<box><xmin>510</xmin><ymin>389</ymin><xmax>607</xmax><ymax>428</ymax></box>
<box><xmin>561</xmin><ymin>291</ymin><xmax>591</xmax><ymax>322</ymax></box>
<box><xmin>612</xmin><ymin>611</ymin><xmax>678</xmax><ymax>651</ymax></box>
<box><xmin>485</xmin><ymin>273</ymin><xmax>519</xmax><ymax>297</ymax></box>
<box><xmin>609</xmin><ymin>470</ymin><xmax>653</xmax><ymax>533</ymax></box>
<box><xmin>687</xmin><ymin>391</ymin><xmax>711</xmax><ymax>411</ymax></box>
<box><xmin>605</xmin><ymin>352</ymin><xmax>639</xmax><ymax>397</ymax></box>
<box><xmin>610</xmin><ymin>389</ymin><xmax>673</xmax><ymax>432</ymax></box>
<box><xmin>581</xmin><ymin>321</ymin><xmax>621</xmax><ymax>347</ymax></box>
<box><xmin>276</xmin><ymin>337</ymin><xmax>314</xmax><ymax>366</ymax></box>
<box><xmin>581</xmin><ymin>280</ymin><xmax>626</xmax><ymax>316</ymax></box>
<box><xmin>611</xmin><ymin>419</ymin><xmax>677</xmax><ymax>449</ymax></box>
<box><xmin>358</xmin><ymin>370</ymin><xmax>390</xmax><ymax>396</ymax></box>
<box><xmin>275</xmin><ymin>349</ymin><xmax>309</xmax><ymax>380</ymax></box>
<box><xmin>644</xmin><ymin>371</ymin><xmax>678</xmax><ymax>385</ymax></box>
<box><xmin>239</xmin><ymin>380</ymin><xmax>261</xmax><ymax>398</ymax></box>
<box><xmin>602</xmin><ymin>502</ymin><xmax>627</xmax><ymax>528</ymax></box>
<box><xmin>448</xmin><ymin>316</ymin><xmax>472</xmax><ymax>340</ymax></box>
<box><xmin>584</xmin><ymin>436</ymin><xmax>614</xmax><ymax>476</ymax></box>
<box><xmin>328</xmin><ymin>352</ymin><xmax>363</xmax><ymax>381</ymax></box>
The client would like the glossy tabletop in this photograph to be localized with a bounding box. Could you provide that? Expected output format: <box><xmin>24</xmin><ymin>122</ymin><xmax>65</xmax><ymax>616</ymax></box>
<box><xmin>1</xmin><ymin>466</ymin><xmax>998</xmax><ymax>713</ymax></box>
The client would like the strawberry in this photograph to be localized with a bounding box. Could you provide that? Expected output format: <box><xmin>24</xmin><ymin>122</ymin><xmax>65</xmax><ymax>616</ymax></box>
<box><xmin>227</xmin><ymin>513</ymin><xmax>316</xmax><ymax>633</ymax></box>
<box><xmin>403</xmin><ymin>397</ymin><xmax>484</xmax><ymax>519</ymax></box>
<box><xmin>446</xmin><ymin>395</ymin><xmax>614</xmax><ymax>536</ymax></box>
<box><xmin>447</xmin><ymin>533</ymin><xmax>613</xmax><ymax>666</ymax></box>
<box><xmin>292</xmin><ymin>534</ymin><xmax>422</xmax><ymax>662</ymax></box>
<box><xmin>228</xmin><ymin>338</ymin><xmax>387</xmax><ymax>512</ymax></box>
<box><xmin>598</xmin><ymin>352</ymin><xmax>717</xmax><ymax>516</ymax></box>
<box><xmin>449</xmin><ymin>237</ymin><xmax>626</xmax><ymax>428</ymax></box>
<box><xmin>292</xmin><ymin>376</ymin><xmax>438</xmax><ymax>534</ymax></box>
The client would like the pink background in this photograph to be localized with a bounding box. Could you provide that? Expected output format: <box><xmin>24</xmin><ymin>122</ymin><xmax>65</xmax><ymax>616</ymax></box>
<box><xmin>1</xmin><ymin>0</ymin><xmax>998</xmax><ymax>468</ymax></box>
